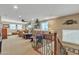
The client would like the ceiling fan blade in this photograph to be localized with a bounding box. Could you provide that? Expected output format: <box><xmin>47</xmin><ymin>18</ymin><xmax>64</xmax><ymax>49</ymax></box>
<box><xmin>21</xmin><ymin>19</ymin><xmax>29</xmax><ymax>22</ymax></box>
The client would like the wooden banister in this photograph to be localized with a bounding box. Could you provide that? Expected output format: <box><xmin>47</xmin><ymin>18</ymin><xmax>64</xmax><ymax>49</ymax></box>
<box><xmin>54</xmin><ymin>33</ymin><xmax>57</xmax><ymax>55</ymax></box>
<box><xmin>54</xmin><ymin>32</ymin><xmax>67</xmax><ymax>55</ymax></box>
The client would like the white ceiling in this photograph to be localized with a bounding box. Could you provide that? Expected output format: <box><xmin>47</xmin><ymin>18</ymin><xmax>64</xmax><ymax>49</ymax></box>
<box><xmin>0</xmin><ymin>4</ymin><xmax>79</xmax><ymax>21</ymax></box>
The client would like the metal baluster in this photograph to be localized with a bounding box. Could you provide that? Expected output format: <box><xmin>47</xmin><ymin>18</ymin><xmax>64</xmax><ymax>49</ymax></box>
<box><xmin>42</xmin><ymin>39</ymin><xmax>44</xmax><ymax>55</ymax></box>
<box><xmin>42</xmin><ymin>39</ymin><xmax>43</xmax><ymax>55</ymax></box>
<box><xmin>43</xmin><ymin>39</ymin><xmax>46</xmax><ymax>55</ymax></box>
<box><xmin>46</xmin><ymin>39</ymin><xmax>47</xmax><ymax>55</ymax></box>
<box><xmin>46</xmin><ymin>40</ymin><xmax>48</xmax><ymax>55</ymax></box>
<box><xmin>78</xmin><ymin>50</ymin><xmax>79</xmax><ymax>55</ymax></box>
<box><xmin>46</xmin><ymin>40</ymin><xmax>50</xmax><ymax>55</ymax></box>
<box><xmin>50</xmin><ymin>40</ymin><xmax>52</xmax><ymax>55</ymax></box>
<box><xmin>45</xmin><ymin>39</ymin><xmax>47</xmax><ymax>55</ymax></box>
<box><xmin>44</xmin><ymin>39</ymin><xmax>46</xmax><ymax>54</ymax></box>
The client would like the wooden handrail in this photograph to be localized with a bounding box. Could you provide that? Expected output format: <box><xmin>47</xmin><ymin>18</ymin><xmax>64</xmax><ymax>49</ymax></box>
<box><xmin>54</xmin><ymin>33</ymin><xmax>57</xmax><ymax>55</ymax></box>
<box><xmin>57</xmin><ymin>38</ymin><xmax>63</xmax><ymax>47</ymax></box>
<box><xmin>54</xmin><ymin>33</ymin><xmax>67</xmax><ymax>55</ymax></box>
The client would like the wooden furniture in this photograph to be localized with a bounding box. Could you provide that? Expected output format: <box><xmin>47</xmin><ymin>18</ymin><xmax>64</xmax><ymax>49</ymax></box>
<box><xmin>18</xmin><ymin>29</ymin><xmax>29</xmax><ymax>37</ymax></box>
<box><xmin>23</xmin><ymin>33</ymin><xmax>32</xmax><ymax>39</ymax></box>
<box><xmin>12</xmin><ymin>32</ymin><xmax>18</xmax><ymax>35</ymax></box>
<box><xmin>2</xmin><ymin>28</ymin><xmax>7</xmax><ymax>39</ymax></box>
<box><xmin>18</xmin><ymin>31</ymin><xmax>24</xmax><ymax>37</ymax></box>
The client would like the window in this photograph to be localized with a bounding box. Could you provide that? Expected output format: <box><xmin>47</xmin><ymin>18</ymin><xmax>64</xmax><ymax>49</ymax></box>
<box><xmin>9</xmin><ymin>24</ymin><xmax>16</xmax><ymax>30</ymax></box>
<box><xmin>41</xmin><ymin>21</ymin><xmax>48</xmax><ymax>31</ymax></box>
<box><xmin>27</xmin><ymin>25</ymin><xmax>32</xmax><ymax>29</ymax></box>
<box><xmin>63</xmin><ymin>30</ymin><xmax>79</xmax><ymax>44</ymax></box>
<box><xmin>17</xmin><ymin>24</ymin><xmax>22</xmax><ymax>30</ymax></box>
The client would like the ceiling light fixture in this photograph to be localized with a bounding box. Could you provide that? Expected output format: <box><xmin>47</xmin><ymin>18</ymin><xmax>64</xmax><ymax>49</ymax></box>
<box><xmin>19</xmin><ymin>16</ymin><xmax>22</xmax><ymax>19</ymax></box>
<box><xmin>19</xmin><ymin>16</ymin><xmax>21</xmax><ymax>18</ymax></box>
<box><xmin>13</xmin><ymin>5</ymin><xmax>18</xmax><ymax>9</ymax></box>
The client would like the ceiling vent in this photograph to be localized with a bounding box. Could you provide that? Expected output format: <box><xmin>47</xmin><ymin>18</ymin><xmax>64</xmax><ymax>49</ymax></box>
<box><xmin>63</xmin><ymin>19</ymin><xmax>77</xmax><ymax>25</ymax></box>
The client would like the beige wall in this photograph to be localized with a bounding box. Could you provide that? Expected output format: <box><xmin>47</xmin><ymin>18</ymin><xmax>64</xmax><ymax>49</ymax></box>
<box><xmin>48</xmin><ymin>13</ymin><xmax>79</xmax><ymax>41</ymax></box>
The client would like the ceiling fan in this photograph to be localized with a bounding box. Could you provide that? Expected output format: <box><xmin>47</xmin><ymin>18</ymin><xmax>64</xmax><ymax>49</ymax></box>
<box><xmin>21</xmin><ymin>19</ymin><xmax>32</xmax><ymax>26</ymax></box>
<box><xmin>21</xmin><ymin>19</ymin><xmax>29</xmax><ymax>22</ymax></box>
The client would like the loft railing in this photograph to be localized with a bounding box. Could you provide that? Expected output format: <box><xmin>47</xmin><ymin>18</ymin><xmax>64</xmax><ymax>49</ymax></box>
<box><xmin>32</xmin><ymin>32</ymin><xmax>67</xmax><ymax>55</ymax></box>
<box><xmin>54</xmin><ymin>33</ymin><xmax>67</xmax><ymax>55</ymax></box>
<box><xmin>32</xmin><ymin>34</ymin><xmax>54</xmax><ymax>55</ymax></box>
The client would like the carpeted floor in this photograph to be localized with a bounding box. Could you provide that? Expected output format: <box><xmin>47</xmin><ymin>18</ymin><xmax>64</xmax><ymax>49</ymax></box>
<box><xmin>1</xmin><ymin>35</ymin><xmax>40</xmax><ymax>55</ymax></box>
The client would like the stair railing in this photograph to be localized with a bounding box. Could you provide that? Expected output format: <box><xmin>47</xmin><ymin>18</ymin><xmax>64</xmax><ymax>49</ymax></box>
<box><xmin>54</xmin><ymin>33</ymin><xmax>67</xmax><ymax>55</ymax></box>
<box><xmin>32</xmin><ymin>33</ymin><xmax>54</xmax><ymax>55</ymax></box>
<box><xmin>32</xmin><ymin>32</ymin><xmax>67</xmax><ymax>55</ymax></box>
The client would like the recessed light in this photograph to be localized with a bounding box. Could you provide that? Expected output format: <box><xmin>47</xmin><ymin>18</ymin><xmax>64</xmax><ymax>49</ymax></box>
<box><xmin>32</xmin><ymin>18</ymin><xmax>34</xmax><ymax>20</ymax></box>
<box><xmin>19</xmin><ymin>16</ymin><xmax>21</xmax><ymax>18</ymax></box>
<box><xmin>13</xmin><ymin>5</ymin><xmax>18</xmax><ymax>9</ymax></box>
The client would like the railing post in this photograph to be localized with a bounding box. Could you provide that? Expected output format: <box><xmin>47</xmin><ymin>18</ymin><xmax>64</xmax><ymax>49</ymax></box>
<box><xmin>78</xmin><ymin>50</ymin><xmax>79</xmax><ymax>55</ymax></box>
<box><xmin>54</xmin><ymin>32</ymin><xmax>57</xmax><ymax>55</ymax></box>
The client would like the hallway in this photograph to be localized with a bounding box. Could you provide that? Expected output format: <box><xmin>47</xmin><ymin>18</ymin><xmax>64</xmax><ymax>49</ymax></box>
<box><xmin>1</xmin><ymin>35</ymin><xmax>39</xmax><ymax>55</ymax></box>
